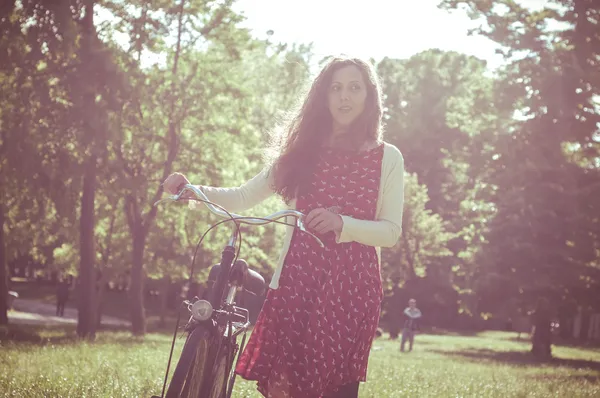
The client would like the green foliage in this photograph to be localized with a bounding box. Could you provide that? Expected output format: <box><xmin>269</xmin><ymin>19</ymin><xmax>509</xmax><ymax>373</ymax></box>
<box><xmin>382</xmin><ymin>172</ymin><xmax>453</xmax><ymax>285</ymax></box>
<box><xmin>378</xmin><ymin>50</ymin><xmax>507</xmax><ymax>313</ymax></box>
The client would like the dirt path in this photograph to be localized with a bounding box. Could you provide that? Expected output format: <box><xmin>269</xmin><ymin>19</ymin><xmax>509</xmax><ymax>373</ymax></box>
<box><xmin>8</xmin><ymin>298</ymin><xmax>130</xmax><ymax>327</ymax></box>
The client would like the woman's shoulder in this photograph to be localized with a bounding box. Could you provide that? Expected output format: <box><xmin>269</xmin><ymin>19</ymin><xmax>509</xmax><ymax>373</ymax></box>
<box><xmin>381</xmin><ymin>141</ymin><xmax>404</xmax><ymax>164</ymax></box>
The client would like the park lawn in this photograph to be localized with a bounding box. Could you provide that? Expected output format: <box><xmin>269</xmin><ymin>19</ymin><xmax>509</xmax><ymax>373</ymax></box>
<box><xmin>1</xmin><ymin>326</ymin><xmax>599</xmax><ymax>398</ymax></box>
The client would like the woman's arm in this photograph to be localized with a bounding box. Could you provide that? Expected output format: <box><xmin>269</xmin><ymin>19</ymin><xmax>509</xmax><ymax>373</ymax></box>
<box><xmin>335</xmin><ymin>146</ymin><xmax>405</xmax><ymax>247</ymax></box>
<box><xmin>190</xmin><ymin>168</ymin><xmax>275</xmax><ymax>213</ymax></box>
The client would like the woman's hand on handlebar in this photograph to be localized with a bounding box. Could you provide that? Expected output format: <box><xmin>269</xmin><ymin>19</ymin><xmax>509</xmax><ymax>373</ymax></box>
<box><xmin>304</xmin><ymin>208</ymin><xmax>343</xmax><ymax>236</ymax></box>
<box><xmin>163</xmin><ymin>172</ymin><xmax>191</xmax><ymax>195</ymax></box>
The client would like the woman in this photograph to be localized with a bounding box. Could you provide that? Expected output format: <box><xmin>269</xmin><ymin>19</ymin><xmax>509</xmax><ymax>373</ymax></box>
<box><xmin>163</xmin><ymin>56</ymin><xmax>405</xmax><ymax>398</ymax></box>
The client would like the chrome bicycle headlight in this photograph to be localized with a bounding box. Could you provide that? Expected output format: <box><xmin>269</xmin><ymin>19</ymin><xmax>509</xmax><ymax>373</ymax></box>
<box><xmin>190</xmin><ymin>299</ymin><xmax>213</xmax><ymax>321</ymax></box>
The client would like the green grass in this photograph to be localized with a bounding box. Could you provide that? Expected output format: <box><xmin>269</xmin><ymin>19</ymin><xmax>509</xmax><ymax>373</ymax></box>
<box><xmin>1</xmin><ymin>326</ymin><xmax>599</xmax><ymax>397</ymax></box>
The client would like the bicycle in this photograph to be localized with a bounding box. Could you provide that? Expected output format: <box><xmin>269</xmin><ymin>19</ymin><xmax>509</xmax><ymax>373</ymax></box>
<box><xmin>151</xmin><ymin>184</ymin><xmax>324</xmax><ymax>398</ymax></box>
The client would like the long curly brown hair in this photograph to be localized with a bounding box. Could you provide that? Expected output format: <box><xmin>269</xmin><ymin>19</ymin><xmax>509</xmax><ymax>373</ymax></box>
<box><xmin>267</xmin><ymin>56</ymin><xmax>384</xmax><ymax>203</ymax></box>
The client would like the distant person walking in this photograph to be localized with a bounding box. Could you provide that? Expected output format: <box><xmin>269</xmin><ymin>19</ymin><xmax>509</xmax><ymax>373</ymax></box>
<box><xmin>56</xmin><ymin>279</ymin><xmax>70</xmax><ymax>317</ymax></box>
<box><xmin>401</xmin><ymin>299</ymin><xmax>422</xmax><ymax>352</ymax></box>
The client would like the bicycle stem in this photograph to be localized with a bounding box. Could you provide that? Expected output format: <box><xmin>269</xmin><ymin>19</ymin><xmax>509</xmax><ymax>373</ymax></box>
<box><xmin>209</xmin><ymin>245</ymin><xmax>236</xmax><ymax>309</ymax></box>
<box><xmin>227</xmin><ymin>223</ymin><xmax>238</xmax><ymax>248</ymax></box>
<box><xmin>209</xmin><ymin>225</ymin><xmax>240</xmax><ymax>309</ymax></box>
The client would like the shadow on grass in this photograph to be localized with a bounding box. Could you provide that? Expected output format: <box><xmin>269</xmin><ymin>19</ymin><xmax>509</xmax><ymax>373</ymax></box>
<box><xmin>423</xmin><ymin>328</ymin><xmax>480</xmax><ymax>337</ymax></box>
<box><xmin>503</xmin><ymin>336</ymin><xmax>600</xmax><ymax>352</ymax></box>
<box><xmin>504</xmin><ymin>336</ymin><xmax>531</xmax><ymax>344</ymax></box>
<box><xmin>430</xmin><ymin>348</ymin><xmax>600</xmax><ymax>371</ymax></box>
<box><xmin>385</xmin><ymin>338</ymin><xmax>437</xmax><ymax>347</ymax></box>
<box><xmin>529</xmin><ymin>374</ymin><xmax>600</xmax><ymax>383</ymax></box>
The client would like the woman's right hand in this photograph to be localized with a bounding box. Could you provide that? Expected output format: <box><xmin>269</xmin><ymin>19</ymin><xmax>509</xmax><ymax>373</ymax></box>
<box><xmin>163</xmin><ymin>172</ymin><xmax>191</xmax><ymax>195</ymax></box>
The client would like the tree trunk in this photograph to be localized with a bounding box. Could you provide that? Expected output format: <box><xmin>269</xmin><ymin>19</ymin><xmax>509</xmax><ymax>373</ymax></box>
<box><xmin>402</xmin><ymin>234</ymin><xmax>419</xmax><ymax>281</ymax></box>
<box><xmin>77</xmin><ymin>153</ymin><xmax>97</xmax><ymax>339</ymax></box>
<box><xmin>123</xmin><ymin>0</ymin><xmax>228</xmax><ymax>336</ymax></box>
<box><xmin>388</xmin><ymin>285</ymin><xmax>403</xmax><ymax>340</ymax></box>
<box><xmin>96</xmin><ymin>286</ymin><xmax>103</xmax><ymax>328</ymax></box>
<box><xmin>159</xmin><ymin>275</ymin><xmax>171</xmax><ymax>328</ymax></box>
<box><xmin>558</xmin><ymin>312</ymin><xmax>572</xmax><ymax>340</ymax></box>
<box><xmin>125</xmin><ymin>0</ymin><xmax>185</xmax><ymax>336</ymax></box>
<box><xmin>130</xmin><ymin>222</ymin><xmax>147</xmax><ymax>335</ymax></box>
<box><xmin>531</xmin><ymin>298</ymin><xmax>552</xmax><ymax>359</ymax></box>
<box><xmin>96</xmin><ymin>275</ymin><xmax>108</xmax><ymax>328</ymax></box>
<box><xmin>96</xmin><ymin>203</ymin><xmax>117</xmax><ymax>329</ymax></box>
<box><xmin>0</xmin><ymin>203</ymin><xmax>8</xmax><ymax>325</ymax></box>
<box><xmin>579</xmin><ymin>311</ymin><xmax>591</xmax><ymax>343</ymax></box>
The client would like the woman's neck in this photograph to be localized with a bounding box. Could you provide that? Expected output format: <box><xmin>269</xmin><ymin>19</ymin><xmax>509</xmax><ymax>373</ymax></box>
<box><xmin>328</xmin><ymin>137</ymin><xmax>378</xmax><ymax>150</ymax></box>
<box><xmin>326</xmin><ymin>125</ymin><xmax>379</xmax><ymax>151</ymax></box>
<box><xmin>328</xmin><ymin>126</ymin><xmax>348</xmax><ymax>144</ymax></box>
<box><xmin>332</xmin><ymin>123</ymin><xmax>347</xmax><ymax>135</ymax></box>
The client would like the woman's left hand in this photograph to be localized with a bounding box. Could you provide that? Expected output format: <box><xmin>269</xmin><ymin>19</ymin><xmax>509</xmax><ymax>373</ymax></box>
<box><xmin>304</xmin><ymin>208</ymin><xmax>343</xmax><ymax>235</ymax></box>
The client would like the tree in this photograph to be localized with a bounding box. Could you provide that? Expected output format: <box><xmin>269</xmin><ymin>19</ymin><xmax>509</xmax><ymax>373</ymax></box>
<box><xmin>75</xmin><ymin>0</ymin><xmax>102</xmax><ymax>340</ymax></box>
<box><xmin>119</xmin><ymin>0</ymin><xmax>256</xmax><ymax>335</ymax></box>
<box><xmin>440</xmin><ymin>0</ymin><xmax>600</xmax><ymax>345</ymax></box>
<box><xmin>103</xmin><ymin>0</ymin><xmax>310</xmax><ymax>334</ymax></box>
<box><xmin>0</xmin><ymin>0</ymin><xmax>80</xmax><ymax>325</ymax></box>
<box><xmin>377</xmin><ymin>50</ymin><xmax>507</xmax><ymax>318</ymax></box>
<box><xmin>381</xmin><ymin>172</ymin><xmax>453</xmax><ymax>335</ymax></box>
<box><xmin>1</xmin><ymin>0</ymin><xmax>131</xmax><ymax>337</ymax></box>
<box><xmin>381</xmin><ymin>173</ymin><xmax>453</xmax><ymax>283</ymax></box>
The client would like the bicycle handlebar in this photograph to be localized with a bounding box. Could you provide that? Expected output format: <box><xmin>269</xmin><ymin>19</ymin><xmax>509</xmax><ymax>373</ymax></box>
<box><xmin>154</xmin><ymin>184</ymin><xmax>325</xmax><ymax>248</ymax></box>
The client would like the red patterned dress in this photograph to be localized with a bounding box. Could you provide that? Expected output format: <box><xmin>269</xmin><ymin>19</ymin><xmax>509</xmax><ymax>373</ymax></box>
<box><xmin>235</xmin><ymin>144</ymin><xmax>384</xmax><ymax>397</ymax></box>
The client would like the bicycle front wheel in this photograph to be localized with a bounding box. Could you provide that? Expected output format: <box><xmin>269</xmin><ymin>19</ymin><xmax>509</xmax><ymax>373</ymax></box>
<box><xmin>206</xmin><ymin>343</ymin><xmax>232</xmax><ymax>398</ymax></box>
<box><xmin>165</xmin><ymin>326</ymin><xmax>213</xmax><ymax>398</ymax></box>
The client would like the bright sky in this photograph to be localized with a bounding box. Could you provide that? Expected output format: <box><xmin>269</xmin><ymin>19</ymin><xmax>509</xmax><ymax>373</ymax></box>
<box><xmin>232</xmin><ymin>0</ymin><xmax>550</xmax><ymax>71</ymax></box>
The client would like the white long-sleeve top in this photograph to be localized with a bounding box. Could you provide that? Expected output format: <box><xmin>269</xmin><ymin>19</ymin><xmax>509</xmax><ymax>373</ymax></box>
<box><xmin>191</xmin><ymin>141</ymin><xmax>405</xmax><ymax>289</ymax></box>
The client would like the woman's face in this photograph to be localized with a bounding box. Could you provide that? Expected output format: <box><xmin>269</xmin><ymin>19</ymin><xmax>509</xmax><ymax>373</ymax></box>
<box><xmin>327</xmin><ymin>65</ymin><xmax>368</xmax><ymax>132</ymax></box>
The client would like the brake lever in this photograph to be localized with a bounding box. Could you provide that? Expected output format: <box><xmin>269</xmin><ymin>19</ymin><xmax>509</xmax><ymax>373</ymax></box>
<box><xmin>154</xmin><ymin>189</ymin><xmax>187</xmax><ymax>207</ymax></box>
<box><xmin>297</xmin><ymin>219</ymin><xmax>325</xmax><ymax>248</ymax></box>
<box><xmin>154</xmin><ymin>196</ymin><xmax>177</xmax><ymax>207</ymax></box>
